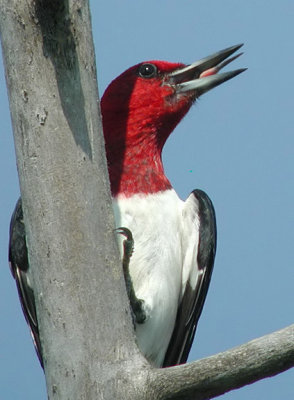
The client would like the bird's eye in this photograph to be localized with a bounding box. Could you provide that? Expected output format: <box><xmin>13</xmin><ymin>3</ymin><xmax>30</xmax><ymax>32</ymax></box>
<box><xmin>138</xmin><ymin>63</ymin><xmax>157</xmax><ymax>79</ymax></box>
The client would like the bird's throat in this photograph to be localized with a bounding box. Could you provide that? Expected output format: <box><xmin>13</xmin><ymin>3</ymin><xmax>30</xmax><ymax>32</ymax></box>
<box><xmin>107</xmin><ymin>143</ymin><xmax>172</xmax><ymax>197</ymax></box>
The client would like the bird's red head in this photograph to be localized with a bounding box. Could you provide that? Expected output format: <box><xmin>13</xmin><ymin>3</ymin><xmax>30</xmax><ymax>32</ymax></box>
<box><xmin>102</xmin><ymin>60</ymin><xmax>192</xmax><ymax>148</ymax></box>
<box><xmin>101</xmin><ymin>45</ymin><xmax>245</xmax><ymax>197</ymax></box>
<box><xmin>101</xmin><ymin>60</ymin><xmax>192</xmax><ymax>197</ymax></box>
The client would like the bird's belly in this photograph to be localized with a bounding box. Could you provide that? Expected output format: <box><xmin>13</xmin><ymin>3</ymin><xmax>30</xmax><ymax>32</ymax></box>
<box><xmin>113</xmin><ymin>190</ymin><xmax>183</xmax><ymax>366</ymax></box>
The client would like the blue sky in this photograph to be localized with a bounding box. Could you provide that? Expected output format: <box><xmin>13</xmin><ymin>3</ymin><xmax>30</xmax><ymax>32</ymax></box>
<box><xmin>1</xmin><ymin>1</ymin><xmax>293</xmax><ymax>399</ymax></box>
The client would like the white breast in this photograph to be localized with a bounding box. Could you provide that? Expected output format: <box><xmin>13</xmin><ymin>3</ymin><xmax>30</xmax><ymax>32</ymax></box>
<box><xmin>113</xmin><ymin>189</ymin><xmax>198</xmax><ymax>366</ymax></box>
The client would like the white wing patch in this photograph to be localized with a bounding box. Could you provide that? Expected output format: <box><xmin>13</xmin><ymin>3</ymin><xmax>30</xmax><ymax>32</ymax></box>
<box><xmin>181</xmin><ymin>194</ymin><xmax>201</xmax><ymax>295</ymax></box>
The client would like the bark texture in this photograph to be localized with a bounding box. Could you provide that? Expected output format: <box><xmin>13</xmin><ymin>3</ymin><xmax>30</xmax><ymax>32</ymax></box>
<box><xmin>1</xmin><ymin>1</ymin><xmax>293</xmax><ymax>399</ymax></box>
<box><xmin>152</xmin><ymin>324</ymin><xmax>294</xmax><ymax>400</ymax></box>
<box><xmin>0</xmin><ymin>1</ymin><xmax>148</xmax><ymax>399</ymax></box>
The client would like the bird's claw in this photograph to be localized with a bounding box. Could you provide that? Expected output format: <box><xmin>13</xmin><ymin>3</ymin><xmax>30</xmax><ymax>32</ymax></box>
<box><xmin>115</xmin><ymin>227</ymin><xmax>134</xmax><ymax>259</ymax></box>
<box><xmin>115</xmin><ymin>227</ymin><xmax>146</xmax><ymax>325</ymax></box>
<box><xmin>132</xmin><ymin>298</ymin><xmax>146</xmax><ymax>324</ymax></box>
<box><xmin>115</xmin><ymin>227</ymin><xmax>132</xmax><ymax>238</ymax></box>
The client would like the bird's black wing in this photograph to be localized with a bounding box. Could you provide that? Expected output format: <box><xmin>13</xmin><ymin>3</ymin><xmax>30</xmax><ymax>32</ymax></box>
<box><xmin>162</xmin><ymin>189</ymin><xmax>216</xmax><ymax>367</ymax></box>
<box><xmin>9</xmin><ymin>198</ymin><xmax>43</xmax><ymax>367</ymax></box>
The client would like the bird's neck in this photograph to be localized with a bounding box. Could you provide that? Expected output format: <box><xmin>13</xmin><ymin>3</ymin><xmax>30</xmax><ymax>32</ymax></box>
<box><xmin>105</xmin><ymin>135</ymin><xmax>172</xmax><ymax>197</ymax></box>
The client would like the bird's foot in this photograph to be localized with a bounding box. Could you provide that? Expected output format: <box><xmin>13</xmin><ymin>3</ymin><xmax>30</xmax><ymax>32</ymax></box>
<box><xmin>115</xmin><ymin>227</ymin><xmax>146</xmax><ymax>324</ymax></box>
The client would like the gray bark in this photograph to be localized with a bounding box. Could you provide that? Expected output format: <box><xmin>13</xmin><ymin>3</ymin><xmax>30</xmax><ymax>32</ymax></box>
<box><xmin>152</xmin><ymin>324</ymin><xmax>294</xmax><ymax>400</ymax></box>
<box><xmin>0</xmin><ymin>1</ymin><xmax>148</xmax><ymax>399</ymax></box>
<box><xmin>0</xmin><ymin>1</ymin><xmax>293</xmax><ymax>399</ymax></box>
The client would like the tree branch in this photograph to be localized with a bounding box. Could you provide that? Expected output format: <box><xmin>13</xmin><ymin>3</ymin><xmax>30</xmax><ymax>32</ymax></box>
<box><xmin>151</xmin><ymin>324</ymin><xmax>294</xmax><ymax>400</ymax></box>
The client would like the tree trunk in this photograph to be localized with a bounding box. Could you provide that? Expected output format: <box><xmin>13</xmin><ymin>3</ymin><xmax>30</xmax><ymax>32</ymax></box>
<box><xmin>1</xmin><ymin>1</ymin><xmax>293</xmax><ymax>399</ymax></box>
<box><xmin>0</xmin><ymin>1</ymin><xmax>149</xmax><ymax>399</ymax></box>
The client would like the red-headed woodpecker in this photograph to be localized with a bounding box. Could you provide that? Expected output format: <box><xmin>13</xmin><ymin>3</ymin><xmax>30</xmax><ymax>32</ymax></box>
<box><xmin>9</xmin><ymin>44</ymin><xmax>245</xmax><ymax>368</ymax></box>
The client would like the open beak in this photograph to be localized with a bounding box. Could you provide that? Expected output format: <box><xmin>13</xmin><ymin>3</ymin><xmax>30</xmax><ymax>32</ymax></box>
<box><xmin>168</xmin><ymin>44</ymin><xmax>246</xmax><ymax>97</ymax></box>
